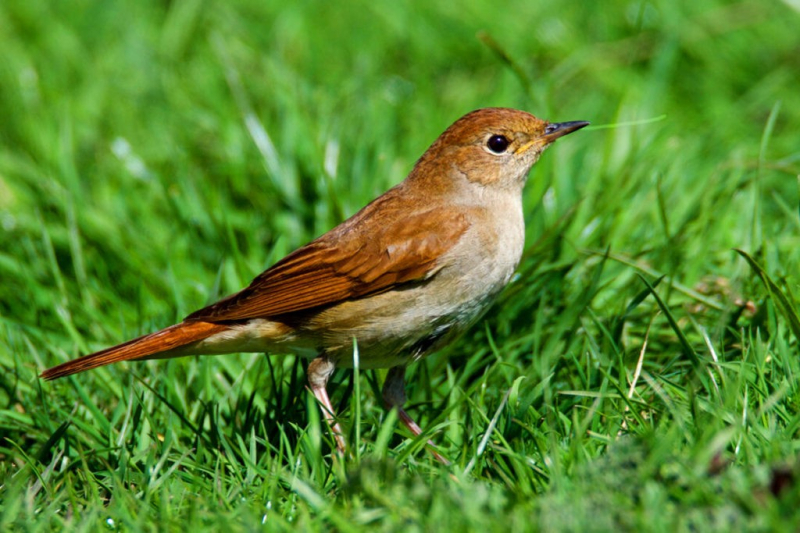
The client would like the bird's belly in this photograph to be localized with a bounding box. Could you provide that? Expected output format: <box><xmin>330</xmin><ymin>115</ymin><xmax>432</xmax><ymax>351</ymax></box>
<box><xmin>300</xmin><ymin>254</ymin><xmax>518</xmax><ymax>368</ymax></box>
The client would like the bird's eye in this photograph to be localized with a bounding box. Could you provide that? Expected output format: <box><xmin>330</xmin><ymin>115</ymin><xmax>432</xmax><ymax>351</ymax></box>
<box><xmin>486</xmin><ymin>134</ymin><xmax>510</xmax><ymax>154</ymax></box>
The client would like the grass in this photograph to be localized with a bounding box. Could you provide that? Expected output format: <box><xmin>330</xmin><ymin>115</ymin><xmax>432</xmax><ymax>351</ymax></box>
<box><xmin>1</xmin><ymin>0</ymin><xmax>800</xmax><ymax>530</ymax></box>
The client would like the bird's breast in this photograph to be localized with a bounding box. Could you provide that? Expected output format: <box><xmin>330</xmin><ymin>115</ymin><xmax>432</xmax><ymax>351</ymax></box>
<box><xmin>302</xmin><ymin>195</ymin><xmax>526</xmax><ymax>368</ymax></box>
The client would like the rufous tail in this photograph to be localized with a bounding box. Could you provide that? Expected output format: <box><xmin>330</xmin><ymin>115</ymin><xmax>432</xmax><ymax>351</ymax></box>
<box><xmin>40</xmin><ymin>321</ymin><xmax>228</xmax><ymax>380</ymax></box>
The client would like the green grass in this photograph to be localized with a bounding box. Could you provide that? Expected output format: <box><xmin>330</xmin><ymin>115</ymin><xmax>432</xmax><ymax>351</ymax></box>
<box><xmin>2</xmin><ymin>0</ymin><xmax>800</xmax><ymax>530</ymax></box>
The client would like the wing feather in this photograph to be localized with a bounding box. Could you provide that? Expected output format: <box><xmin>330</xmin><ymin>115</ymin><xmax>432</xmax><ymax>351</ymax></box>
<box><xmin>185</xmin><ymin>206</ymin><xmax>470</xmax><ymax>322</ymax></box>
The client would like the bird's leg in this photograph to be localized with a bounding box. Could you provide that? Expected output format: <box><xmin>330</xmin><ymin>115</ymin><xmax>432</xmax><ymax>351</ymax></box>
<box><xmin>307</xmin><ymin>356</ymin><xmax>347</xmax><ymax>455</ymax></box>
<box><xmin>382</xmin><ymin>366</ymin><xmax>449</xmax><ymax>464</ymax></box>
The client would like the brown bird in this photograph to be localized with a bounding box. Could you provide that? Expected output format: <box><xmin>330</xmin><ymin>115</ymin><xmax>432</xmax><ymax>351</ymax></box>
<box><xmin>42</xmin><ymin>108</ymin><xmax>588</xmax><ymax>462</ymax></box>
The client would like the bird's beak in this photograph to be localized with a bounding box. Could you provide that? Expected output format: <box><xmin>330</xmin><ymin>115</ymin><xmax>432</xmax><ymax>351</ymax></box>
<box><xmin>541</xmin><ymin>121</ymin><xmax>590</xmax><ymax>143</ymax></box>
<box><xmin>516</xmin><ymin>121</ymin><xmax>590</xmax><ymax>154</ymax></box>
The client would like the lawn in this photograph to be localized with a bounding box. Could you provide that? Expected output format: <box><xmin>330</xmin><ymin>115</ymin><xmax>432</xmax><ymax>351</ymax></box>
<box><xmin>2</xmin><ymin>0</ymin><xmax>800</xmax><ymax>530</ymax></box>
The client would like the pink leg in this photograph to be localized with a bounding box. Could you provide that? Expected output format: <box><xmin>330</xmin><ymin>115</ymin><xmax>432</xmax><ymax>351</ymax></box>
<box><xmin>382</xmin><ymin>366</ymin><xmax>449</xmax><ymax>465</ymax></box>
<box><xmin>308</xmin><ymin>357</ymin><xmax>346</xmax><ymax>455</ymax></box>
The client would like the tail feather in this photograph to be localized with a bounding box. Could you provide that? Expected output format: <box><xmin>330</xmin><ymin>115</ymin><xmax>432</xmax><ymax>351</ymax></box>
<box><xmin>40</xmin><ymin>321</ymin><xmax>228</xmax><ymax>380</ymax></box>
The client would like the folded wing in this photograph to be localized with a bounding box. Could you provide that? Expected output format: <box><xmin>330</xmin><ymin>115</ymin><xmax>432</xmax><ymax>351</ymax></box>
<box><xmin>185</xmin><ymin>207</ymin><xmax>470</xmax><ymax>321</ymax></box>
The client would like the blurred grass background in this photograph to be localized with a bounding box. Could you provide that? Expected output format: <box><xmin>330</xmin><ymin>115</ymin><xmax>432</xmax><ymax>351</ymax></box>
<box><xmin>1</xmin><ymin>0</ymin><xmax>800</xmax><ymax>530</ymax></box>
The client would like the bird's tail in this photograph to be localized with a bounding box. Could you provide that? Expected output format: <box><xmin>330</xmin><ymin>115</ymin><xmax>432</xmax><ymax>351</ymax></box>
<box><xmin>40</xmin><ymin>321</ymin><xmax>228</xmax><ymax>380</ymax></box>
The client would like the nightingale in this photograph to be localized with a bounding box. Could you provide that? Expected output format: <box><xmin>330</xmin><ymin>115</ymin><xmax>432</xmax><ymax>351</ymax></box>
<box><xmin>41</xmin><ymin>108</ymin><xmax>588</xmax><ymax>463</ymax></box>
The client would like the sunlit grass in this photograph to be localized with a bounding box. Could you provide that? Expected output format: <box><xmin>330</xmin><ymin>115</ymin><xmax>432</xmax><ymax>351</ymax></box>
<box><xmin>2</xmin><ymin>0</ymin><xmax>800</xmax><ymax>530</ymax></box>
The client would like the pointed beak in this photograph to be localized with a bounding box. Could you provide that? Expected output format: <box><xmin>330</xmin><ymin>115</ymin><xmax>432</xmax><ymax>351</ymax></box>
<box><xmin>540</xmin><ymin>121</ymin><xmax>590</xmax><ymax>143</ymax></box>
<box><xmin>515</xmin><ymin>120</ymin><xmax>590</xmax><ymax>155</ymax></box>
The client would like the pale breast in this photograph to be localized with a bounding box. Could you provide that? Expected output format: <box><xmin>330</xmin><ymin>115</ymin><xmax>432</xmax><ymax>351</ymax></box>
<box><xmin>302</xmin><ymin>193</ymin><xmax>526</xmax><ymax>368</ymax></box>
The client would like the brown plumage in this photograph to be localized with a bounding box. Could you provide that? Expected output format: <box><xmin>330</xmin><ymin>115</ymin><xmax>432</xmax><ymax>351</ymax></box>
<box><xmin>41</xmin><ymin>108</ymin><xmax>589</xmax><ymax>462</ymax></box>
<box><xmin>41</xmin><ymin>321</ymin><xmax>228</xmax><ymax>380</ymax></box>
<box><xmin>186</xmin><ymin>204</ymin><xmax>470</xmax><ymax>321</ymax></box>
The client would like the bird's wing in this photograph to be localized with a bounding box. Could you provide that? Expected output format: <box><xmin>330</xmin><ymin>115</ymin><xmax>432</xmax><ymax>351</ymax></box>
<box><xmin>184</xmin><ymin>207</ymin><xmax>471</xmax><ymax>322</ymax></box>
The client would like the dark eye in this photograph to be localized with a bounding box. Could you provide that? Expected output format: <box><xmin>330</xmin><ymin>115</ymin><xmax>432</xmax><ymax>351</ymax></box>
<box><xmin>486</xmin><ymin>134</ymin><xmax>510</xmax><ymax>154</ymax></box>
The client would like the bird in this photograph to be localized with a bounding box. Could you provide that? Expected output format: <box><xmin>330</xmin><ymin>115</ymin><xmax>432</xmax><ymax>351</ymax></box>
<box><xmin>41</xmin><ymin>107</ymin><xmax>588</xmax><ymax>463</ymax></box>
